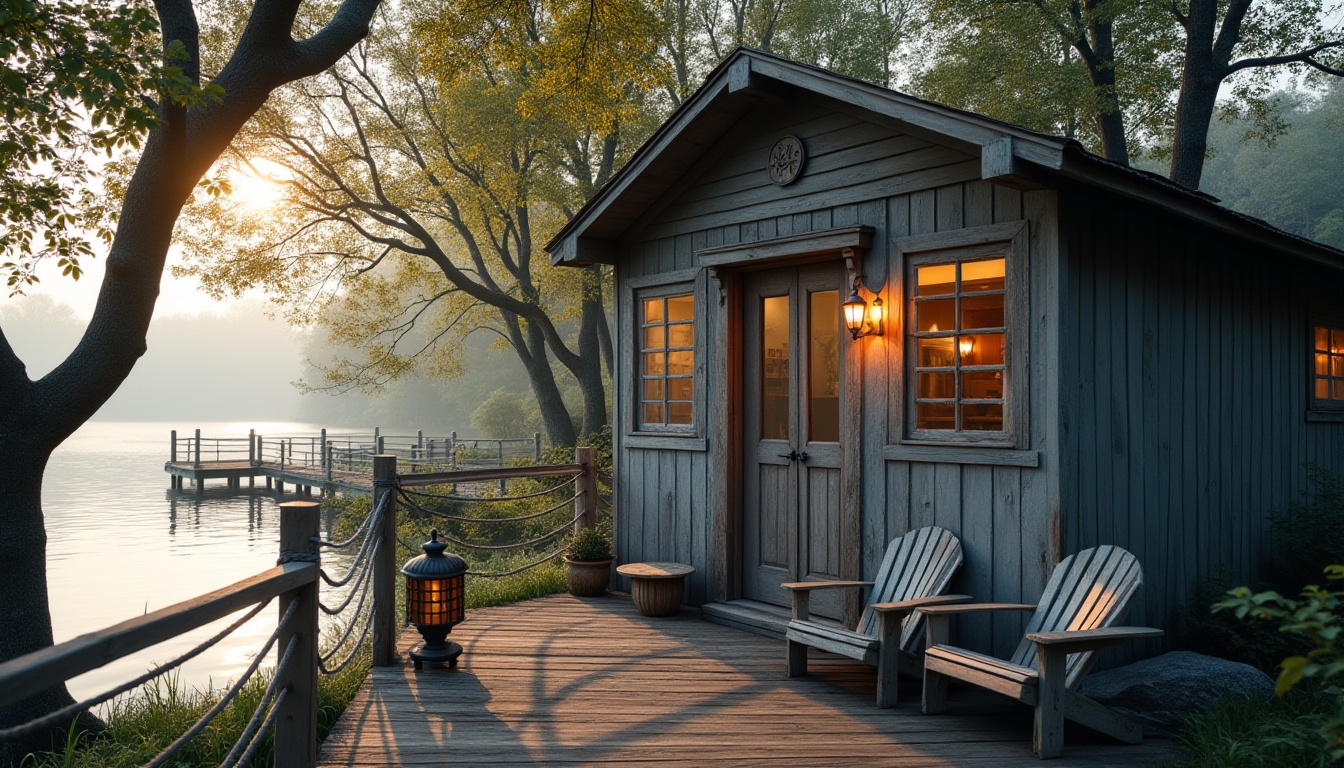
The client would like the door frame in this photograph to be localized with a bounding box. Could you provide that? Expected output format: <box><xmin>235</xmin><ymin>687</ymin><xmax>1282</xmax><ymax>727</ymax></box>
<box><xmin>702</xmin><ymin>226</ymin><xmax>872</xmax><ymax>627</ymax></box>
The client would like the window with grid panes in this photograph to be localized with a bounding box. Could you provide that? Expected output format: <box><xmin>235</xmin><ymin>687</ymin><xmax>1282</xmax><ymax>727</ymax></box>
<box><xmin>1314</xmin><ymin>324</ymin><xmax>1344</xmax><ymax>408</ymax></box>
<box><xmin>639</xmin><ymin>293</ymin><xmax>695</xmax><ymax>428</ymax></box>
<box><xmin>909</xmin><ymin>256</ymin><xmax>1009</xmax><ymax>438</ymax></box>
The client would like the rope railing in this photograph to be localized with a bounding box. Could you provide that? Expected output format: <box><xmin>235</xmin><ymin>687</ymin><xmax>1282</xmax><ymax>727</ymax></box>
<box><xmin>218</xmin><ymin>636</ymin><xmax>297</xmax><ymax>768</ymax></box>
<box><xmin>420</xmin><ymin>510</ymin><xmax>585</xmax><ymax>552</ymax></box>
<box><xmin>141</xmin><ymin>600</ymin><xmax>300</xmax><ymax>768</ymax></box>
<box><xmin>0</xmin><ymin>599</ymin><xmax>274</xmax><ymax>742</ymax></box>
<box><xmin>398</xmin><ymin>476</ymin><xmax>573</xmax><ymax>503</ymax></box>
<box><xmin>466</xmin><ymin>548</ymin><xmax>568</xmax><ymax>578</ymax></box>
<box><xmin>318</xmin><ymin>493</ymin><xmax>388</xmax><ymax>589</ymax></box>
<box><xmin>397</xmin><ymin>487</ymin><xmax>581</xmax><ymax>524</ymax></box>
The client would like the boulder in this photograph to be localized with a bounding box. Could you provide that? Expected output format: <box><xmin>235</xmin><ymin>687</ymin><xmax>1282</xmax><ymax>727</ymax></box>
<box><xmin>1080</xmin><ymin>650</ymin><xmax>1275</xmax><ymax>732</ymax></box>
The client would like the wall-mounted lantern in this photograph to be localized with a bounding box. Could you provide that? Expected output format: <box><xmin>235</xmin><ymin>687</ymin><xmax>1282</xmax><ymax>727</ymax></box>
<box><xmin>402</xmin><ymin>530</ymin><xmax>468</xmax><ymax>670</ymax></box>
<box><xmin>843</xmin><ymin>248</ymin><xmax>884</xmax><ymax>340</ymax></box>
<box><xmin>959</xmin><ymin>335</ymin><xmax>976</xmax><ymax>360</ymax></box>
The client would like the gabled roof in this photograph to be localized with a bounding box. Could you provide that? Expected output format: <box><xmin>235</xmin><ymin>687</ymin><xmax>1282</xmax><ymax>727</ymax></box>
<box><xmin>548</xmin><ymin>48</ymin><xmax>1344</xmax><ymax>272</ymax></box>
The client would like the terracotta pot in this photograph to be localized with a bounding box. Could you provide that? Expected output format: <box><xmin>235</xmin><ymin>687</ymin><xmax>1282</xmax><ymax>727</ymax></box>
<box><xmin>564</xmin><ymin>558</ymin><xmax>612</xmax><ymax>596</ymax></box>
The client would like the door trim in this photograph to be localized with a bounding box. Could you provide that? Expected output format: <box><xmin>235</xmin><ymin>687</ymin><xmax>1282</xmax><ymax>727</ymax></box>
<box><xmin>713</xmin><ymin>260</ymin><xmax>864</xmax><ymax>627</ymax></box>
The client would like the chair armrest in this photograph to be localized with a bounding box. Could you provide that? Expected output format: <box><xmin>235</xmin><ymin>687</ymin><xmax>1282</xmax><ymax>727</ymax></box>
<box><xmin>871</xmin><ymin>594</ymin><xmax>973</xmax><ymax>613</ymax></box>
<box><xmin>785</xmin><ymin>581</ymin><xmax>874</xmax><ymax>622</ymax></box>
<box><xmin>917</xmin><ymin>602</ymin><xmax>1036</xmax><ymax>616</ymax></box>
<box><xmin>1025</xmin><ymin>626</ymin><xmax>1163</xmax><ymax>653</ymax></box>
<box><xmin>781</xmin><ymin>580</ymin><xmax>873</xmax><ymax>593</ymax></box>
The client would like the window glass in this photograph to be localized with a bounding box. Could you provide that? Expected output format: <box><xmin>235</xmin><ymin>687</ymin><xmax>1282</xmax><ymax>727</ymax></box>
<box><xmin>808</xmin><ymin>290</ymin><xmax>840</xmax><ymax>443</ymax></box>
<box><xmin>640</xmin><ymin>293</ymin><xmax>695</xmax><ymax>428</ymax></box>
<box><xmin>1313</xmin><ymin>324</ymin><xmax>1344</xmax><ymax>406</ymax></box>
<box><xmin>911</xmin><ymin>256</ymin><xmax>1007</xmax><ymax>434</ymax></box>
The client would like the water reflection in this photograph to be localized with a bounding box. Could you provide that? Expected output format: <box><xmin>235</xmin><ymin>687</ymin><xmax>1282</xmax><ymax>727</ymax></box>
<box><xmin>45</xmin><ymin>421</ymin><xmax>355</xmax><ymax>702</ymax></box>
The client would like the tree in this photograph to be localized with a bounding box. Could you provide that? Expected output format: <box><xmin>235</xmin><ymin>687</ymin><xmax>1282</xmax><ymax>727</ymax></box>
<box><xmin>1200</xmin><ymin>82</ymin><xmax>1344</xmax><ymax>250</ymax></box>
<box><xmin>918</xmin><ymin>0</ymin><xmax>1344</xmax><ymax>188</ymax></box>
<box><xmin>0</xmin><ymin>0</ymin><xmax>382</xmax><ymax>755</ymax></box>
<box><xmin>175</xmin><ymin>0</ymin><xmax>659</xmax><ymax>446</ymax></box>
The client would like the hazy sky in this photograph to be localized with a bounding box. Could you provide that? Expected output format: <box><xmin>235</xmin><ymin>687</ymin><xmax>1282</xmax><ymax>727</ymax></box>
<box><xmin>2</xmin><ymin>293</ymin><xmax>306</xmax><ymax>421</ymax></box>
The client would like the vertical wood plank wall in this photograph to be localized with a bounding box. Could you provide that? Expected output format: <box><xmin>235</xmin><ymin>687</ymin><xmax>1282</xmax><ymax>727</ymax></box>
<box><xmin>1058</xmin><ymin>189</ymin><xmax>1344</xmax><ymax>660</ymax></box>
<box><xmin>611</xmin><ymin>100</ymin><xmax>1064</xmax><ymax>654</ymax></box>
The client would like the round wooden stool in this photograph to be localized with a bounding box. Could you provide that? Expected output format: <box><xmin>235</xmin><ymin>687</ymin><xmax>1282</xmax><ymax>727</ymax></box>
<box><xmin>617</xmin><ymin>562</ymin><xmax>695</xmax><ymax>617</ymax></box>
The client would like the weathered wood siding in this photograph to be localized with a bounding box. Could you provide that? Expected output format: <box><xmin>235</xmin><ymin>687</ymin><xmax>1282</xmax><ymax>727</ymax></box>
<box><xmin>613</xmin><ymin>99</ymin><xmax>1065</xmax><ymax>656</ymax></box>
<box><xmin>1057</xmin><ymin>188</ymin><xmax>1344</xmax><ymax>657</ymax></box>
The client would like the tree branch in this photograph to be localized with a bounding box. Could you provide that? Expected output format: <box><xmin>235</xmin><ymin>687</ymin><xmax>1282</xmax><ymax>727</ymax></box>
<box><xmin>1212</xmin><ymin>0</ymin><xmax>1254</xmax><ymax>70</ymax></box>
<box><xmin>1226</xmin><ymin>40</ymin><xmax>1344</xmax><ymax>76</ymax></box>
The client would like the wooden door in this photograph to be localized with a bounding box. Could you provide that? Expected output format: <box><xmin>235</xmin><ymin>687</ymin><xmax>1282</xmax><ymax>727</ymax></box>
<box><xmin>742</xmin><ymin>264</ymin><xmax>846</xmax><ymax>618</ymax></box>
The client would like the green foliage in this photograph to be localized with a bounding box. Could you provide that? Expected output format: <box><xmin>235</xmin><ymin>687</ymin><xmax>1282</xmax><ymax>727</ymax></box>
<box><xmin>1215</xmin><ymin>566</ymin><xmax>1344</xmax><ymax>759</ymax></box>
<box><xmin>1266</xmin><ymin>468</ymin><xmax>1344</xmax><ymax>591</ymax></box>
<box><xmin>567</xmin><ymin>526</ymin><xmax>613</xmax><ymax>562</ymax></box>
<box><xmin>471</xmin><ymin>388</ymin><xmax>544</xmax><ymax>439</ymax></box>
<box><xmin>0</xmin><ymin>0</ymin><xmax>220</xmax><ymax>293</ymax></box>
<box><xmin>1201</xmin><ymin>85</ymin><xmax>1344</xmax><ymax>251</ymax></box>
<box><xmin>1159</xmin><ymin>684</ymin><xmax>1339</xmax><ymax>768</ymax></box>
<box><xmin>1179</xmin><ymin>572</ymin><xmax>1310</xmax><ymax>672</ymax></box>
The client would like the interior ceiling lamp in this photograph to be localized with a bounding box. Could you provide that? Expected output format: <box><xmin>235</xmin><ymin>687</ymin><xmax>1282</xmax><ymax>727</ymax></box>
<box><xmin>843</xmin><ymin>248</ymin><xmax>883</xmax><ymax>340</ymax></box>
<box><xmin>402</xmin><ymin>530</ymin><xmax>468</xmax><ymax>671</ymax></box>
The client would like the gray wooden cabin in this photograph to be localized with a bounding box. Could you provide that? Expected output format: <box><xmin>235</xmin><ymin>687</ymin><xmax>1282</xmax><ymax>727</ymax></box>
<box><xmin>548</xmin><ymin>49</ymin><xmax>1344</xmax><ymax>660</ymax></box>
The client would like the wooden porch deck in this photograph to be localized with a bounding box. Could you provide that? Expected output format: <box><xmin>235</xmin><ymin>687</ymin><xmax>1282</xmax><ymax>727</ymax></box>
<box><xmin>318</xmin><ymin>595</ymin><xmax>1174</xmax><ymax>767</ymax></box>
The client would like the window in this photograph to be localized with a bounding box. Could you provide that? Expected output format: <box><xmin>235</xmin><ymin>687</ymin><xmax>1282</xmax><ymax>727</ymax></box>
<box><xmin>911</xmin><ymin>257</ymin><xmax>1007</xmax><ymax>434</ymax></box>
<box><xmin>639</xmin><ymin>292</ymin><xmax>695</xmax><ymax>428</ymax></box>
<box><xmin>896</xmin><ymin>220</ymin><xmax>1027</xmax><ymax>449</ymax></box>
<box><xmin>1313</xmin><ymin>324</ymin><xmax>1344</xmax><ymax>407</ymax></box>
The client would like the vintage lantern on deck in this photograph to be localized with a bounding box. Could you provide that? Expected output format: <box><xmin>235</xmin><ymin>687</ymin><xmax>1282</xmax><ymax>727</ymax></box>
<box><xmin>401</xmin><ymin>530</ymin><xmax>468</xmax><ymax>670</ymax></box>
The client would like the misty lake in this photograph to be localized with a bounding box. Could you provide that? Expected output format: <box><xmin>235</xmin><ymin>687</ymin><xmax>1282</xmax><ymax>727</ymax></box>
<box><xmin>45</xmin><ymin>420</ymin><xmax>355</xmax><ymax>703</ymax></box>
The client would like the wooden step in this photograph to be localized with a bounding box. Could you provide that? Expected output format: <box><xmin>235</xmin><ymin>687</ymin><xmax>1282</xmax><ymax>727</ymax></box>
<box><xmin>701</xmin><ymin>599</ymin><xmax>844</xmax><ymax>640</ymax></box>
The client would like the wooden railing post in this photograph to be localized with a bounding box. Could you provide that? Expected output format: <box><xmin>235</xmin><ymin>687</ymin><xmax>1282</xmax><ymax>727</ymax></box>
<box><xmin>534</xmin><ymin>432</ymin><xmax>542</xmax><ymax>463</ymax></box>
<box><xmin>275</xmin><ymin>500</ymin><xmax>320</xmax><ymax>768</ymax></box>
<box><xmin>325</xmin><ymin>443</ymin><xmax>333</xmax><ymax>484</ymax></box>
<box><xmin>372</xmin><ymin>454</ymin><xmax>399</xmax><ymax>666</ymax></box>
<box><xmin>249</xmin><ymin>429</ymin><xmax>256</xmax><ymax>466</ymax></box>
<box><xmin>574</xmin><ymin>446</ymin><xmax>597</xmax><ymax>532</ymax></box>
<box><xmin>193</xmin><ymin>428</ymin><xmax>201</xmax><ymax>469</ymax></box>
<box><xmin>171</xmin><ymin>430</ymin><xmax>178</xmax><ymax>463</ymax></box>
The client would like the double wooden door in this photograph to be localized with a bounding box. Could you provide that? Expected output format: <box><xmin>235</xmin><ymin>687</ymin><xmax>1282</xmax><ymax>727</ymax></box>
<box><xmin>742</xmin><ymin>264</ymin><xmax>847</xmax><ymax>618</ymax></box>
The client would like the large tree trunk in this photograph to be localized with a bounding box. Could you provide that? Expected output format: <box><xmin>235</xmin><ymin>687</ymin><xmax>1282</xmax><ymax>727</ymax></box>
<box><xmin>574</xmin><ymin>266</ymin><xmax>610</xmax><ymax>436</ymax></box>
<box><xmin>0</xmin><ymin>0</ymin><xmax>380</xmax><ymax>753</ymax></box>
<box><xmin>503</xmin><ymin>313</ymin><xmax>577</xmax><ymax>446</ymax></box>
<box><xmin>1071</xmin><ymin>6</ymin><xmax>1129</xmax><ymax>164</ymax></box>
<box><xmin>1169</xmin><ymin>0</ymin><xmax>1225</xmax><ymax>189</ymax></box>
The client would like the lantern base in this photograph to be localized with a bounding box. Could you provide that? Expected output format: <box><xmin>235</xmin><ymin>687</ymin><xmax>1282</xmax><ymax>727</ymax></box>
<box><xmin>409</xmin><ymin>640</ymin><xmax>463</xmax><ymax>671</ymax></box>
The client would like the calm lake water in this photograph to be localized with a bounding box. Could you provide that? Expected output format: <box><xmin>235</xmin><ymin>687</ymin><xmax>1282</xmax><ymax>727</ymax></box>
<box><xmin>45</xmin><ymin>420</ymin><xmax>354</xmax><ymax>702</ymax></box>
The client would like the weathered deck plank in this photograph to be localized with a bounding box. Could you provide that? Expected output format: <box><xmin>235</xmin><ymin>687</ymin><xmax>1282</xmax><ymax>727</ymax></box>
<box><xmin>318</xmin><ymin>595</ymin><xmax>1171</xmax><ymax>767</ymax></box>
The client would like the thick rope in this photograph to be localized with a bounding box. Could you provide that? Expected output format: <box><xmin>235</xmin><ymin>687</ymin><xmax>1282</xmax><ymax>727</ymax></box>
<box><xmin>319</xmin><ymin>494</ymin><xmax>386</xmax><ymax>588</ymax></box>
<box><xmin>224</xmin><ymin>686</ymin><xmax>289</xmax><ymax>768</ymax></box>
<box><xmin>398</xmin><ymin>476</ymin><xmax>573</xmax><ymax>502</ymax></box>
<box><xmin>466</xmin><ymin>547</ymin><xmax>567</xmax><ymax>577</ymax></box>
<box><xmin>318</xmin><ymin>608</ymin><xmax>374</xmax><ymax>676</ymax></box>
<box><xmin>218</xmin><ymin>634</ymin><xmax>297</xmax><ymax>768</ymax></box>
<box><xmin>320</xmin><ymin>548</ymin><xmax>376</xmax><ymax>665</ymax></box>
<box><xmin>319</xmin><ymin>537</ymin><xmax>378</xmax><ymax>616</ymax></box>
<box><xmin>313</xmin><ymin>495</ymin><xmax>382</xmax><ymax>549</ymax></box>
<box><xmin>430</xmin><ymin>511</ymin><xmax>583</xmax><ymax>552</ymax></box>
<box><xmin>0</xmin><ymin>600</ymin><xmax>272</xmax><ymax>741</ymax></box>
<box><xmin>397</xmin><ymin>487</ymin><xmax>581</xmax><ymax>524</ymax></box>
<box><xmin>141</xmin><ymin>599</ymin><xmax>299</xmax><ymax>768</ymax></box>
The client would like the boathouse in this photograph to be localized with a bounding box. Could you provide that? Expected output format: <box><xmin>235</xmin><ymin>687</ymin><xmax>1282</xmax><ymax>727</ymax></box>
<box><xmin>547</xmin><ymin>48</ymin><xmax>1344</xmax><ymax>658</ymax></box>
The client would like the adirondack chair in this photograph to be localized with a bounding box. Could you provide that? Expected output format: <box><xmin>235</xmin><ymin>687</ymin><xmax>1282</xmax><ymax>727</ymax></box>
<box><xmin>918</xmin><ymin>545</ymin><xmax>1163</xmax><ymax>759</ymax></box>
<box><xmin>784</xmin><ymin>525</ymin><xmax>968</xmax><ymax>707</ymax></box>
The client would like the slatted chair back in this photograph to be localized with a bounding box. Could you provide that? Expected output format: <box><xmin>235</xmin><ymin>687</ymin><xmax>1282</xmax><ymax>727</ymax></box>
<box><xmin>1008</xmin><ymin>545</ymin><xmax>1144</xmax><ymax>689</ymax></box>
<box><xmin>855</xmin><ymin>526</ymin><xmax>963</xmax><ymax>650</ymax></box>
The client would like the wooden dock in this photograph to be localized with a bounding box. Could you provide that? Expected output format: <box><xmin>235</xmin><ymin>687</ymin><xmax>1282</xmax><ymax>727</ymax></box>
<box><xmin>318</xmin><ymin>595</ymin><xmax>1173</xmax><ymax>767</ymax></box>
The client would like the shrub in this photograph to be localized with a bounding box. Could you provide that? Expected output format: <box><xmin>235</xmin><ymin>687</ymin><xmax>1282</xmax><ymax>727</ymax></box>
<box><xmin>1266</xmin><ymin>467</ymin><xmax>1344</xmax><ymax>591</ymax></box>
<box><xmin>567</xmin><ymin>527</ymin><xmax>612</xmax><ymax>562</ymax></box>
<box><xmin>1215</xmin><ymin>565</ymin><xmax>1344</xmax><ymax>760</ymax></box>
<box><xmin>1160</xmin><ymin>685</ymin><xmax>1337</xmax><ymax>768</ymax></box>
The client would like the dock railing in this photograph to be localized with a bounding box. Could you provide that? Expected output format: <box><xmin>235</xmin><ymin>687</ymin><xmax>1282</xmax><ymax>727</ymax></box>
<box><xmin>0</xmin><ymin>448</ymin><xmax>607</xmax><ymax>767</ymax></box>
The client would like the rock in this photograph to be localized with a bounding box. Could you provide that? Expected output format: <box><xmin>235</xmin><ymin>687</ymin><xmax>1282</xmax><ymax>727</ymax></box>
<box><xmin>1080</xmin><ymin>650</ymin><xmax>1275</xmax><ymax>732</ymax></box>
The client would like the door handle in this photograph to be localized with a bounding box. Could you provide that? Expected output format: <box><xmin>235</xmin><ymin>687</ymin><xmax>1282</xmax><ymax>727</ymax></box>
<box><xmin>775</xmin><ymin>450</ymin><xmax>810</xmax><ymax>462</ymax></box>
<box><xmin>797</xmin><ymin>451</ymin><xmax>809</xmax><ymax>463</ymax></box>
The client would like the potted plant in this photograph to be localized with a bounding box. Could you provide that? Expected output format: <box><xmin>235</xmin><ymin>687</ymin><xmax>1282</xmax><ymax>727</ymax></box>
<box><xmin>564</xmin><ymin>527</ymin><xmax>613</xmax><ymax>596</ymax></box>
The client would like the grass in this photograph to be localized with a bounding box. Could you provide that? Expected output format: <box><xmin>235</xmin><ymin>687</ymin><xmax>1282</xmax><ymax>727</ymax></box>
<box><xmin>1159</xmin><ymin>685</ymin><xmax>1340</xmax><ymax>768</ymax></box>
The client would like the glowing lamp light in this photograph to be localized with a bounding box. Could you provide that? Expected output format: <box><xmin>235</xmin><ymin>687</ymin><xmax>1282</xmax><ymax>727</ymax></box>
<box><xmin>959</xmin><ymin>335</ymin><xmax>976</xmax><ymax>360</ymax></box>
<box><xmin>402</xmin><ymin>530</ymin><xmax>467</xmax><ymax>671</ymax></box>
<box><xmin>843</xmin><ymin>286</ymin><xmax>884</xmax><ymax>340</ymax></box>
